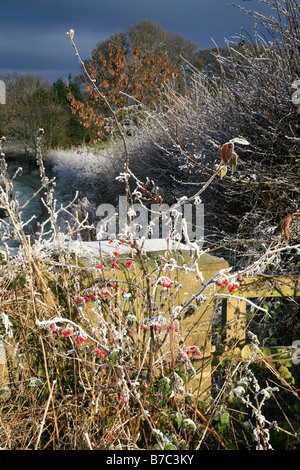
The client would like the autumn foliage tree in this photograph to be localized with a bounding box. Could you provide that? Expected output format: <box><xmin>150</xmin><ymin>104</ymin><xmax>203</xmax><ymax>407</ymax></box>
<box><xmin>70</xmin><ymin>41</ymin><xmax>180</xmax><ymax>142</ymax></box>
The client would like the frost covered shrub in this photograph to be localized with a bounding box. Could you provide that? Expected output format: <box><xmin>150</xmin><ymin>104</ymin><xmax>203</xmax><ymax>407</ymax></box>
<box><xmin>152</xmin><ymin>0</ymin><xmax>300</xmax><ymax>269</ymax></box>
<box><xmin>45</xmin><ymin>119</ymin><xmax>181</xmax><ymax>208</ymax></box>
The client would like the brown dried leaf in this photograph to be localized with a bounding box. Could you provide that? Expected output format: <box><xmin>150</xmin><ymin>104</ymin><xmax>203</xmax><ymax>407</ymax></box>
<box><xmin>280</xmin><ymin>213</ymin><xmax>300</xmax><ymax>243</ymax></box>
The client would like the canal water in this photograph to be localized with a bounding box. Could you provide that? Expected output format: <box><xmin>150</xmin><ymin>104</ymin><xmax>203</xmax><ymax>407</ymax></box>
<box><xmin>0</xmin><ymin>170</ymin><xmax>67</xmax><ymax>251</ymax></box>
<box><xmin>13</xmin><ymin>174</ymin><xmax>44</xmax><ymax>225</ymax></box>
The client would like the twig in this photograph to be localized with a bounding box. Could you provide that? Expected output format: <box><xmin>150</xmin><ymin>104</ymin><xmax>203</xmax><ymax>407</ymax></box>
<box><xmin>34</xmin><ymin>379</ymin><xmax>57</xmax><ymax>450</ymax></box>
<box><xmin>84</xmin><ymin>432</ymin><xmax>93</xmax><ymax>450</ymax></box>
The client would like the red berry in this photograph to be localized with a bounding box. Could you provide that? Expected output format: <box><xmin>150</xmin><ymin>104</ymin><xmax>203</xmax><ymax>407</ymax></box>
<box><xmin>75</xmin><ymin>334</ymin><xmax>86</xmax><ymax>343</ymax></box>
<box><xmin>228</xmin><ymin>283</ymin><xmax>239</xmax><ymax>293</ymax></box>
<box><xmin>49</xmin><ymin>323</ymin><xmax>58</xmax><ymax>332</ymax></box>
<box><xmin>62</xmin><ymin>327</ymin><xmax>73</xmax><ymax>337</ymax></box>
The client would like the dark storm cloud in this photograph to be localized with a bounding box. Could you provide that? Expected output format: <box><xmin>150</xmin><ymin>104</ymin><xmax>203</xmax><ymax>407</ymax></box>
<box><xmin>0</xmin><ymin>0</ymin><xmax>272</xmax><ymax>83</ymax></box>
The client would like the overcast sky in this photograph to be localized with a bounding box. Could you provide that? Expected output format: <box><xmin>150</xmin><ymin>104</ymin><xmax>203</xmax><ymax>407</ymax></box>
<box><xmin>0</xmin><ymin>0</ymin><xmax>272</xmax><ymax>84</ymax></box>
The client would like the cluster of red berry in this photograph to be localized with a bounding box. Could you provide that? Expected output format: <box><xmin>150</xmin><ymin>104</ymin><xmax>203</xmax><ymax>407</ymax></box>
<box><xmin>141</xmin><ymin>323</ymin><xmax>179</xmax><ymax>333</ymax></box>
<box><xmin>95</xmin><ymin>258</ymin><xmax>108</xmax><ymax>269</ymax></box>
<box><xmin>49</xmin><ymin>323</ymin><xmax>59</xmax><ymax>332</ymax></box>
<box><xmin>110</xmin><ymin>259</ymin><xmax>120</xmax><ymax>269</ymax></box>
<box><xmin>228</xmin><ymin>283</ymin><xmax>239</xmax><ymax>293</ymax></box>
<box><xmin>215</xmin><ymin>278</ymin><xmax>229</xmax><ymax>288</ymax></box>
<box><xmin>74</xmin><ymin>291</ymin><xmax>96</xmax><ymax>303</ymax></box>
<box><xmin>160</xmin><ymin>281</ymin><xmax>174</xmax><ymax>288</ymax></box>
<box><xmin>94</xmin><ymin>349</ymin><xmax>107</xmax><ymax>358</ymax></box>
<box><xmin>167</xmin><ymin>325</ymin><xmax>179</xmax><ymax>332</ymax></box>
<box><xmin>61</xmin><ymin>327</ymin><xmax>74</xmax><ymax>337</ymax></box>
<box><xmin>152</xmin><ymin>280</ymin><xmax>174</xmax><ymax>288</ymax></box>
<box><xmin>103</xmin><ymin>290</ymin><xmax>112</xmax><ymax>296</ymax></box>
<box><xmin>97</xmin><ymin>259</ymin><xmax>133</xmax><ymax>270</ymax></box>
<box><xmin>215</xmin><ymin>278</ymin><xmax>239</xmax><ymax>293</ymax></box>
<box><xmin>74</xmin><ymin>296</ymin><xmax>86</xmax><ymax>302</ymax></box>
<box><xmin>60</xmin><ymin>326</ymin><xmax>87</xmax><ymax>343</ymax></box>
<box><xmin>50</xmin><ymin>324</ymin><xmax>83</xmax><ymax>341</ymax></box>
<box><xmin>181</xmin><ymin>350</ymin><xmax>201</xmax><ymax>359</ymax></box>
<box><xmin>74</xmin><ymin>334</ymin><xmax>87</xmax><ymax>343</ymax></box>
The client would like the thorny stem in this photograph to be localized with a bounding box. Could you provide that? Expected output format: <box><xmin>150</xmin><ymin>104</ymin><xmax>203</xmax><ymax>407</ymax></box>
<box><xmin>67</xmin><ymin>32</ymin><xmax>132</xmax><ymax>206</ymax></box>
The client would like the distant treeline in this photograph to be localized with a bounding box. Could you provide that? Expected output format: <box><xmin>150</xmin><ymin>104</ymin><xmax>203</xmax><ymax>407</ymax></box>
<box><xmin>0</xmin><ymin>20</ymin><xmax>227</xmax><ymax>151</ymax></box>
